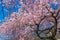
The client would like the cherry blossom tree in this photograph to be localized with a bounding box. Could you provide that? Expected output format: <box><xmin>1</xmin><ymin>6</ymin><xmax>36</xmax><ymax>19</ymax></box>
<box><xmin>0</xmin><ymin>0</ymin><xmax>60</xmax><ymax>40</ymax></box>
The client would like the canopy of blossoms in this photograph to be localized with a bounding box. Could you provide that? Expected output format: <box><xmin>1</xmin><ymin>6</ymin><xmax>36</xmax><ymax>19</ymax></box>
<box><xmin>0</xmin><ymin>0</ymin><xmax>60</xmax><ymax>40</ymax></box>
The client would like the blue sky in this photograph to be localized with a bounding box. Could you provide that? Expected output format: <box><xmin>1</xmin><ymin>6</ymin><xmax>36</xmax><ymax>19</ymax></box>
<box><xmin>0</xmin><ymin>0</ymin><xmax>21</xmax><ymax>20</ymax></box>
<box><xmin>0</xmin><ymin>0</ymin><xmax>22</xmax><ymax>25</ymax></box>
